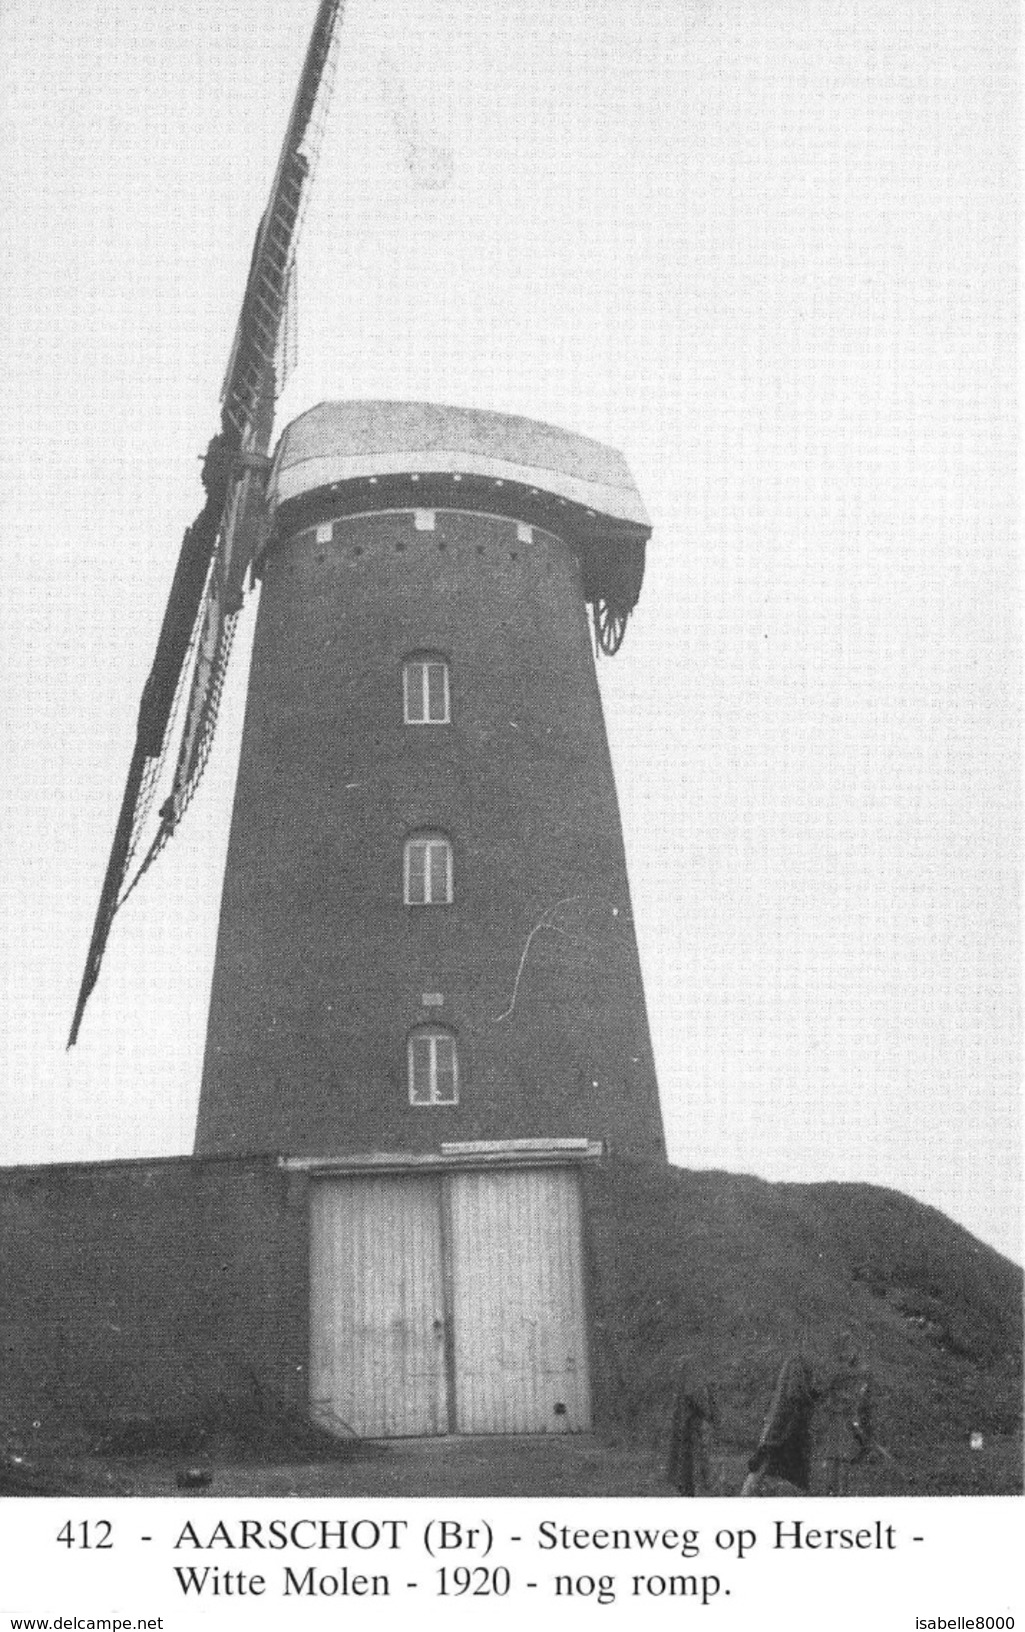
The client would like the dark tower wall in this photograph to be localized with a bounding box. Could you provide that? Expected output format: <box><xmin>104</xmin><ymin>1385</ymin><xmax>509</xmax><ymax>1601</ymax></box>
<box><xmin>195</xmin><ymin>403</ymin><xmax>665</xmax><ymax>1160</ymax></box>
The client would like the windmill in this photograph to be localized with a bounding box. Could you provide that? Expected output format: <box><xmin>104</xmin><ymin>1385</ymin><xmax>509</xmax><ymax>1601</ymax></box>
<box><xmin>69</xmin><ymin>0</ymin><xmax>659</xmax><ymax>1170</ymax></box>
<box><xmin>58</xmin><ymin>0</ymin><xmax>663</xmax><ymax>1445</ymax></box>
<box><xmin>68</xmin><ymin>0</ymin><xmax>347</xmax><ymax>1046</ymax></box>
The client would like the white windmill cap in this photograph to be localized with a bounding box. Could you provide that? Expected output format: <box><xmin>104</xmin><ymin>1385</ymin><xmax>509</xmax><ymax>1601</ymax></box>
<box><xmin>269</xmin><ymin>399</ymin><xmax>651</xmax><ymax>532</ymax></box>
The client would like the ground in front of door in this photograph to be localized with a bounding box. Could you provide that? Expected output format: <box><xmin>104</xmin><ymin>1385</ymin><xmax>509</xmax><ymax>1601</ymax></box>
<box><xmin>64</xmin><ymin>1435</ymin><xmax>677</xmax><ymax>1498</ymax></box>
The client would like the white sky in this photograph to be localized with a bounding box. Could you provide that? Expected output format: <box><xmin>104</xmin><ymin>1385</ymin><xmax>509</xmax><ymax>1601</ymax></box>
<box><xmin>0</xmin><ymin>0</ymin><xmax>1018</xmax><ymax>1259</ymax></box>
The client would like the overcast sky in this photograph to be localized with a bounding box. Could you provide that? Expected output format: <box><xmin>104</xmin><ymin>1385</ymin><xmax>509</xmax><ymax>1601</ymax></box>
<box><xmin>0</xmin><ymin>0</ymin><xmax>1018</xmax><ymax>1259</ymax></box>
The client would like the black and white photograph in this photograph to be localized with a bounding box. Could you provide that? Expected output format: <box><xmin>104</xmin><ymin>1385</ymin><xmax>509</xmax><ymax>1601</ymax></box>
<box><xmin>0</xmin><ymin>0</ymin><xmax>1019</xmax><ymax>1613</ymax></box>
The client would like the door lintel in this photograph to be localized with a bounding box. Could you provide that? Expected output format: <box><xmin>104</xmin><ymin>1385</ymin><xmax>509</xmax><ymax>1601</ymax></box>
<box><xmin>283</xmin><ymin>1138</ymin><xmax>603</xmax><ymax>1179</ymax></box>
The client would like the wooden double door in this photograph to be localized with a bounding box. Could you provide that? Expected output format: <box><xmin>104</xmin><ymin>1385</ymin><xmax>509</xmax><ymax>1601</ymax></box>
<box><xmin>309</xmin><ymin>1167</ymin><xmax>591</xmax><ymax>1437</ymax></box>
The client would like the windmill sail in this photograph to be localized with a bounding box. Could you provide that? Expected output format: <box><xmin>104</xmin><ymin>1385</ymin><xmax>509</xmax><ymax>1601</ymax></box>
<box><xmin>68</xmin><ymin>0</ymin><xmax>346</xmax><ymax>1046</ymax></box>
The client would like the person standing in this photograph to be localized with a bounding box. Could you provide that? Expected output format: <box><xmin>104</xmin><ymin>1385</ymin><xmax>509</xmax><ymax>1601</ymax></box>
<box><xmin>741</xmin><ymin>1354</ymin><xmax>818</xmax><ymax>1495</ymax></box>
<box><xmin>665</xmin><ymin>1364</ymin><xmax>717</xmax><ymax>1495</ymax></box>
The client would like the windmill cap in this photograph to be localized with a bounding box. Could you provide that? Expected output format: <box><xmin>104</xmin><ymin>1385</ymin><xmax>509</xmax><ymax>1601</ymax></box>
<box><xmin>269</xmin><ymin>400</ymin><xmax>651</xmax><ymax>534</ymax></box>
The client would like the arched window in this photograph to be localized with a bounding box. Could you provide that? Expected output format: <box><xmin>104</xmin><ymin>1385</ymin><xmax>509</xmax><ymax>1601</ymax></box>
<box><xmin>404</xmin><ymin>832</ymin><xmax>453</xmax><ymax>905</ymax></box>
<box><xmin>408</xmin><ymin>1027</ymin><xmax>458</xmax><ymax>1105</ymax></box>
<box><xmin>403</xmin><ymin>653</ymin><xmax>450</xmax><ymax>724</ymax></box>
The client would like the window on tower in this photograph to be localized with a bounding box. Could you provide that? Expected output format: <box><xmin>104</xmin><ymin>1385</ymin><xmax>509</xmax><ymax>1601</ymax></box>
<box><xmin>404</xmin><ymin>832</ymin><xmax>453</xmax><ymax>905</ymax></box>
<box><xmin>408</xmin><ymin>1026</ymin><xmax>459</xmax><ymax>1105</ymax></box>
<box><xmin>403</xmin><ymin>654</ymin><xmax>450</xmax><ymax>724</ymax></box>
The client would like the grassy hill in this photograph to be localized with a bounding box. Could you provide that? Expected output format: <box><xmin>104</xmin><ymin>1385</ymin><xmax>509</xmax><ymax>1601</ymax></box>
<box><xmin>585</xmin><ymin>1161</ymin><xmax>1022</xmax><ymax>1495</ymax></box>
<box><xmin>1</xmin><ymin>1159</ymin><xmax>1018</xmax><ymax>1496</ymax></box>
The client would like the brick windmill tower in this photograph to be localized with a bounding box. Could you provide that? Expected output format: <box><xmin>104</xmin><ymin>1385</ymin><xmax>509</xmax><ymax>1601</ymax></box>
<box><xmin>70</xmin><ymin>4</ymin><xmax>665</xmax><ymax>1440</ymax></box>
<box><xmin>193</xmin><ymin>401</ymin><xmax>665</xmax><ymax>1438</ymax></box>
<box><xmin>195</xmin><ymin>400</ymin><xmax>665</xmax><ymax>1168</ymax></box>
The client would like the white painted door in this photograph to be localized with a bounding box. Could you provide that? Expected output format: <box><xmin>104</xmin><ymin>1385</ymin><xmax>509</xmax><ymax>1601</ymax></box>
<box><xmin>449</xmin><ymin>1168</ymin><xmax>591</xmax><ymax>1434</ymax></box>
<box><xmin>309</xmin><ymin>1176</ymin><xmax>448</xmax><ymax>1437</ymax></box>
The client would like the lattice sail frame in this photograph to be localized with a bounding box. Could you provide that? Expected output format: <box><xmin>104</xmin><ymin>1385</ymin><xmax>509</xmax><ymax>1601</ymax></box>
<box><xmin>68</xmin><ymin>1</ymin><xmax>347</xmax><ymax>1045</ymax></box>
<box><xmin>156</xmin><ymin>1</ymin><xmax>346</xmax><ymax>860</ymax></box>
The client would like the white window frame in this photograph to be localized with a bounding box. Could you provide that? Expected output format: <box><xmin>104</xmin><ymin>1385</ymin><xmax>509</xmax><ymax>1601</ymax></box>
<box><xmin>404</xmin><ymin>834</ymin><xmax>453</xmax><ymax>905</ymax></box>
<box><xmin>408</xmin><ymin>1028</ymin><xmax>459</xmax><ymax>1106</ymax></box>
<box><xmin>403</xmin><ymin>656</ymin><xmax>450</xmax><ymax>725</ymax></box>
